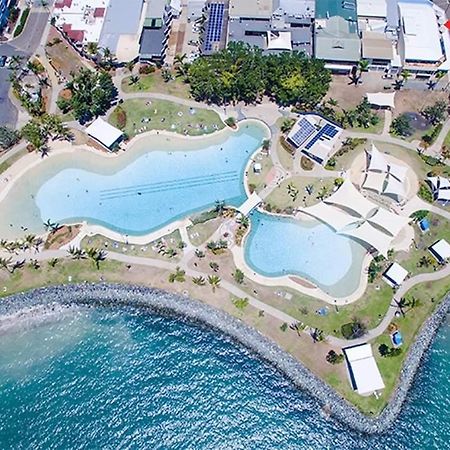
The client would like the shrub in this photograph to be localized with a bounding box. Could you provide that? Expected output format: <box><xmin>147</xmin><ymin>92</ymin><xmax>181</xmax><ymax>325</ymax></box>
<box><xmin>13</xmin><ymin>7</ymin><xmax>30</xmax><ymax>37</ymax></box>
<box><xmin>280</xmin><ymin>322</ymin><xmax>288</xmax><ymax>332</ymax></box>
<box><xmin>341</xmin><ymin>320</ymin><xmax>367</xmax><ymax>339</ymax></box>
<box><xmin>139</xmin><ymin>64</ymin><xmax>156</xmax><ymax>75</ymax></box>
<box><xmin>225</xmin><ymin>117</ymin><xmax>236</xmax><ymax>128</ymax></box>
<box><xmin>232</xmin><ymin>297</ymin><xmax>249</xmax><ymax>310</ymax></box>
<box><xmin>233</xmin><ymin>268</ymin><xmax>244</xmax><ymax>284</ymax></box>
<box><xmin>418</xmin><ymin>182</ymin><xmax>433</xmax><ymax>203</ymax></box>
<box><xmin>326</xmin><ymin>350</ymin><xmax>344</xmax><ymax>364</ymax></box>
<box><xmin>115</xmin><ymin>106</ymin><xmax>127</xmax><ymax>129</ymax></box>
<box><xmin>300</xmin><ymin>155</ymin><xmax>314</xmax><ymax>170</ymax></box>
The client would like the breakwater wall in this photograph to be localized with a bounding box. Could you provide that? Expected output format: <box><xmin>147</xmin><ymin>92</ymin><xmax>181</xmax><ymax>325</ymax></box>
<box><xmin>0</xmin><ymin>283</ymin><xmax>448</xmax><ymax>434</ymax></box>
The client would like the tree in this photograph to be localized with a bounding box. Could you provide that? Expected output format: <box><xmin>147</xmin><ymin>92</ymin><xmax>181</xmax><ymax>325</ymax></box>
<box><xmin>280</xmin><ymin>118</ymin><xmax>296</xmax><ymax>133</ymax></box>
<box><xmin>129</xmin><ymin>74</ymin><xmax>140</xmax><ymax>85</ymax></box>
<box><xmin>326</xmin><ymin>350</ymin><xmax>344</xmax><ymax>364</ymax></box>
<box><xmin>0</xmin><ymin>126</ymin><xmax>20</xmax><ymax>150</ymax></box>
<box><xmin>86</xmin><ymin>42</ymin><xmax>99</xmax><ymax>58</ymax></box>
<box><xmin>86</xmin><ymin>247</ymin><xmax>107</xmax><ymax>269</ymax></box>
<box><xmin>209</xmin><ymin>261</ymin><xmax>219</xmax><ymax>272</ymax></box>
<box><xmin>21</xmin><ymin>121</ymin><xmax>46</xmax><ymax>150</ymax></box>
<box><xmin>67</xmin><ymin>246</ymin><xmax>86</xmax><ymax>260</ymax></box>
<box><xmin>208</xmin><ymin>275</ymin><xmax>221</xmax><ymax>292</ymax></box>
<box><xmin>422</xmin><ymin>100</ymin><xmax>447</xmax><ymax>125</ymax></box>
<box><xmin>232</xmin><ymin>297</ymin><xmax>249</xmax><ymax>310</ymax></box>
<box><xmin>48</xmin><ymin>258</ymin><xmax>59</xmax><ymax>268</ymax></box>
<box><xmin>192</xmin><ymin>276</ymin><xmax>206</xmax><ymax>286</ymax></box>
<box><xmin>233</xmin><ymin>268</ymin><xmax>244</xmax><ymax>284</ymax></box>
<box><xmin>168</xmin><ymin>266</ymin><xmax>186</xmax><ymax>283</ymax></box>
<box><xmin>0</xmin><ymin>257</ymin><xmax>13</xmax><ymax>273</ymax></box>
<box><xmin>64</xmin><ymin>68</ymin><xmax>117</xmax><ymax>124</ymax></box>
<box><xmin>341</xmin><ymin>319</ymin><xmax>367</xmax><ymax>340</ymax></box>
<box><xmin>400</xmin><ymin>69</ymin><xmax>411</xmax><ymax>83</ymax></box>
<box><xmin>390</xmin><ymin>114</ymin><xmax>413</xmax><ymax>137</ymax></box>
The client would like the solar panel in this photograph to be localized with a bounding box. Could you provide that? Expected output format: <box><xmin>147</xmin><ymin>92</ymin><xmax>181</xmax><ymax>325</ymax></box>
<box><xmin>289</xmin><ymin>118</ymin><xmax>315</xmax><ymax>147</ymax></box>
<box><xmin>304</xmin><ymin>123</ymin><xmax>340</xmax><ymax>150</ymax></box>
<box><xmin>204</xmin><ymin>3</ymin><xmax>225</xmax><ymax>52</ymax></box>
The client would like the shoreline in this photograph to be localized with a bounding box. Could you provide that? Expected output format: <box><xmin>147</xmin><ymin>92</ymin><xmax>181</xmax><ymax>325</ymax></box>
<box><xmin>0</xmin><ymin>283</ymin><xmax>448</xmax><ymax>434</ymax></box>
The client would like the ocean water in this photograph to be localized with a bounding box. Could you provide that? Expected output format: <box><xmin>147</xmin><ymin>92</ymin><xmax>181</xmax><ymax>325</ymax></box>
<box><xmin>245</xmin><ymin>210</ymin><xmax>367</xmax><ymax>296</ymax></box>
<box><xmin>0</xmin><ymin>306</ymin><xmax>448</xmax><ymax>450</ymax></box>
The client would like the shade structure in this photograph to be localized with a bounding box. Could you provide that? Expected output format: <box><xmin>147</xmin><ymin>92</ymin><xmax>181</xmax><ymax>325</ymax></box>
<box><xmin>388</xmin><ymin>163</ymin><xmax>408</xmax><ymax>183</ymax></box>
<box><xmin>366</xmin><ymin>92</ymin><xmax>395</xmax><ymax>109</ymax></box>
<box><xmin>383</xmin><ymin>175</ymin><xmax>406</xmax><ymax>200</ymax></box>
<box><xmin>383</xmin><ymin>262</ymin><xmax>408</xmax><ymax>287</ymax></box>
<box><xmin>367</xmin><ymin>207</ymin><xmax>410</xmax><ymax>237</ymax></box>
<box><xmin>324</xmin><ymin>180</ymin><xmax>377</xmax><ymax>218</ymax></box>
<box><xmin>301</xmin><ymin>201</ymin><xmax>357</xmax><ymax>231</ymax></box>
<box><xmin>437</xmin><ymin>189</ymin><xmax>450</xmax><ymax>202</ymax></box>
<box><xmin>339</xmin><ymin>221</ymin><xmax>393</xmax><ymax>256</ymax></box>
<box><xmin>85</xmin><ymin>118</ymin><xmax>123</xmax><ymax>149</ymax></box>
<box><xmin>344</xmin><ymin>344</ymin><xmax>385</xmax><ymax>396</ymax></box>
<box><xmin>429</xmin><ymin>239</ymin><xmax>450</xmax><ymax>262</ymax></box>
<box><xmin>427</xmin><ymin>176</ymin><xmax>450</xmax><ymax>191</ymax></box>
<box><xmin>367</xmin><ymin>144</ymin><xmax>388</xmax><ymax>173</ymax></box>
<box><xmin>362</xmin><ymin>171</ymin><xmax>386</xmax><ymax>193</ymax></box>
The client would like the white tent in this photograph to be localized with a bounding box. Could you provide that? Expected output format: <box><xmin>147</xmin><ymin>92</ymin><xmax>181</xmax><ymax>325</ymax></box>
<box><xmin>429</xmin><ymin>239</ymin><xmax>450</xmax><ymax>263</ymax></box>
<box><xmin>366</xmin><ymin>92</ymin><xmax>395</xmax><ymax>109</ymax></box>
<box><xmin>383</xmin><ymin>175</ymin><xmax>406</xmax><ymax>200</ymax></box>
<box><xmin>367</xmin><ymin>144</ymin><xmax>388</xmax><ymax>173</ymax></box>
<box><xmin>437</xmin><ymin>189</ymin><xmax>450</xmax><ymax>202</ymax></box>
<box><xmin>339</xmin><ymin>221</ymin><xmax>393</xmax><ymax>256</ymax></box>
<box><xmin>267</xmin><ymin>31</ymin><xmax>292</xmax><ymax>51</ymax></box>
<box><xmin>388</xmin><ymin>163</ymin><xmax>408</xmax><ymax>183</ymax></box>
<box><xmin>363</xmin><ymin>171</ymin><xmax>386</xmax><ymax>193</ymax></box>
<box><xmin>383</xmin><ymin>262</ymin><xmax>408</xmax><ymax>287</ymax></box>
<box><xmin>301</xmin><ymin>201</ymin><xmax>357</xmax><ymax>231</ymax></box>
<box><xmin>367</xmin><ymin>207</ymin><xmax>410</xmax><ymax>237</ymax></box>
<box><xmin>344</xmin><ymin>344</ymin><xmax>385</xmax><ymax>396</ymax></box>
<box><xmin>324</xmin><ymin>181</ymin><xmax>377</xmax><ymax>218</ymax></box>
<box><xmin>85</xmin><ymin>118</ymin><xmax>123</xmax><ymax>149</ymax></box>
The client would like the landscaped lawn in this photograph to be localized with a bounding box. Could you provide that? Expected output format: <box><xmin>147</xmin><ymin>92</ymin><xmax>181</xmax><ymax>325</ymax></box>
<box><xmin>122</xmin><ymin>72</ymin><xmax>191</xmax><ymax>99</ymax></box>
<box><xmin>246</xmin><ymin>153</ymin><xmax>273</xmax><ymax>194</ymax></box>
<box><xmin>0</xmin><ymin>148</ymin><xmax>28</xmax><ymax>174</ymax></box>
<box><xmin>349</xmin><ymin>112</ymin><xmax>384</xmax><ymax>135</ymax></box>
<box><xmin>187</xmin><ymin>218</ymin><xmax>222</xmax><ymax>247</ymax></box>
<box><xmin>109</xmin><ymin>98</ymin><xmax>224</xmax><ymax>138</ymax></box>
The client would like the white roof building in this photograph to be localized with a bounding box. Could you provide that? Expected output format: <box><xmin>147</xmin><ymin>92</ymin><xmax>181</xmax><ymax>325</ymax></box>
<box><xmin>397</xmin><ymin>0</ymin><xmax>443</xmax><ymax>65</ymax></box>
<box><xmin>429</xmin><ymin>239</ymin><xmax>450</xmax><ymax>263</ymax></box>
<box><xmin>85</xmin><ymin>117</ymin><xmax>123</xmax><ymax>149</ymax></box>
<box><xmin>344</xmin><ymin>344</ymin><xmax>385</xmax><ymax>396</ymax></box>
<box><xmin>383</xmin><ymin>262</ymin><xmax>408</xmax><ymax>287</ymax></box>
<box><xmin>357</xmin><ymin>0</ymin><xmax>387</xmax><ymax>18</ymax></box>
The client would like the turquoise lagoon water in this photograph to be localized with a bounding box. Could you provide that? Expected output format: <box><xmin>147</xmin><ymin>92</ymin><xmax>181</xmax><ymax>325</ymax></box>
<box><xmin>245</xmin><ymin>210</ymin><xmax>367</xmax><ymax>296</ymax></box>
<box><xmin>0</xmin><ymin>123</ymin><xmax>267</xmax><ymax>238</ymax></box>
<box><xmin>0</xmin><ymin>306</ymin><xmax>448</xmax><ymax>449</ymax></box>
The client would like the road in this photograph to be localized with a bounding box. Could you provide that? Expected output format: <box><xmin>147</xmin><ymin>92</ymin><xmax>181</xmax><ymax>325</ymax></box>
<box><xmin>0</xmin><ymin>3</ymin><xmax>51</xmax><ymax>127</ymax></box>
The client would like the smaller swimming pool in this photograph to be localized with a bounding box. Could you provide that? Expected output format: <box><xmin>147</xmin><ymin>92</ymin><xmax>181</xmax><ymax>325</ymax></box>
<box><xmin>244</xmin><ymin>211</ymin><xmax>367</xmax><ymax>297</ymax></box>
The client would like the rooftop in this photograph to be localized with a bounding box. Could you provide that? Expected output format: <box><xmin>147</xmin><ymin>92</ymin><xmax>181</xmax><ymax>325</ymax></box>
<box><xmin>229</xmin><ymin>0</ymin><xmax>273</xmax><ymax>18</ymax></box>
<box><xmin>357</xmin><ymin>0</ymin><xmax>387</xmax><ymax>18</ymax></box>
<box><xmin>315</xmin><ymin>0</ymin><xmax>357</xmax><ymax>22</ymax></box>
<box><xmin>85</xmin><ymin>118</ymin><xmax>123</xmax><ymax>149</ymax></box>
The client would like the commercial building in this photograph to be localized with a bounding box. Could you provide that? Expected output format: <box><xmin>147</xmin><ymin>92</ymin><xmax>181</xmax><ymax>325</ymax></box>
<box><xmin>85</xmin><ymin>118</ymin><xmax>123</xmax><ymax>150</ymax></box>
<box><xmin>343</xmin><ymin>344</ymin><xmax>385</xmax><ymax>396</ymax></box>
<box><xmin>286</xmin><ymin>113</ymin><xmax>342</xmax><ymax>165</ymax></box>
<box><xmin>227</xmin><ymin>0</ymin><xmax>314</xmax><ymax>55</ymax></box>
<box><xmin>139</xmin><ymin>0</ymin><xmax>174</xmax><ymax>62</ymax></box>
<box><xmin>314</xmin><ymin>0</ymin><xmax>360</xmax><ymax>71</ymax></box>
<box><xmin>383</xmin><ymin>262</ymin><xmax>408</xmax><ymax>287</ymax></box>
<box><xmin>429</xmin><ymin>239</ymin><xmax>450</xmax><ymax>263</ymax></box>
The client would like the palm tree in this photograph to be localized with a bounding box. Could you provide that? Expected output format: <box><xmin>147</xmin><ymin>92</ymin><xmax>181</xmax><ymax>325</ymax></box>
<box><xmin>29</xmin><ymin>259</ymin><xmax>40</xmax><ymax>270</ymax></box>
<box><xmin>358</xmin><ymin>59</ymin><xmax>370</xmax><ymax>77</ymax></box>
<box><xmin>43</xmin><ymin>219</ymin><xmax>60</xmax><ymax>233</ymax></box>
<box><xmin>0</xmin><ymin>257</ymin><xmax>13</xmax><ymax>273</ymax></box>
<box><xmin>125</xmin><ymin>60</ymin><xmax>135</xmax><ymax>72</ymax></box>
<box><xmin>192</xmin><ymin>276</ymin><xmax>206</xmax><ymax>286</ymax></box>
<box><xmin>67</xmin><ymin>246</ymin><xmax>86</xmax><ymax>260</ymax></box>
<box><xmin>168</xmin><ymin>266</ymin><xmax>186</xmax><ymax>283</ymax></box>
<box><xmin>8</xmin><ymin>55</ymin><xmax>23</xmax><ymax>70</ymax></box>
<box><xmin>209</xmin><ymin>261</ymin><xmax>219</xmax><ymax>272</ymax></box>
<box><xmin>86</xmin><ymin>42</ymin><xmax>99</xmax><ymax>59</ymax></box>
<box><xmin>11</xmin><ymin>259</ymin><xmax>25</xmax><ymax>273</ymax></box>
<box><xmin>208</xmin><ymin>275</ymin><xmax>221</xmax><ymax>292</ymax></box>
<box><xmin>400</xmin><ymin>69</ymin><xmax>411</xmax><ymax>84</ymax></box>
<box><xmin>236</xmin><ymin>214</ymin><xmax>249</xmax><ymax>229</ymax></box>
<box><xmin>129</xmin><ymin>75</ymin><xmax>140</xmax><ymax>85</ymax></box>
<box><xmin>214</xmin><ymin>200</ymin><xmax>225</xmax><ymax>216</ymax></box>
<box><xmin>86</xmin><ymin>247</ymin><xmax>107</xmax><ymax>269</ymax></box>
<box><xmin>48</xmin><ymin>258</ymin><xmax>59</xmax><ymax>268</ymax></box>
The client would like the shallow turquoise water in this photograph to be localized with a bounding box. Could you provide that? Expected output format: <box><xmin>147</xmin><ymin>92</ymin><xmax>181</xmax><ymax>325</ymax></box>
<box><xmin>35</xmin><ymin>127</ymin><xmax>265</xmax><ymax>235</ymax></box>
<box><xmin>245</xmin><ymin>210</ymin><xmax>367</xmax><ymax>296</ymax></box>
<box><xmin>0</xmin><ymin>306</ymin><xmax>448</xmax><ymax>449</ymax></box>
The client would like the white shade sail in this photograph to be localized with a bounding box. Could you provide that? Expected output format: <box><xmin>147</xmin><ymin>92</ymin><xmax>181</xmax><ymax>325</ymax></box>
<box><xmin>367</xmin><ymin>207</ymin><xmax>410</xmax><ymax>237</ymax></box>
<box><xmin>383</xmin><ymin>175</ymin><xmax>406</xmax><ymax>200</ymax></box>
<box><xmin>363</xmin><ymin>171</ymin><xmax>386</xmax><ymax>193</ymax></box>
<box><xmin>366</xmin><ymin>92</ymin><xmax>396</xmax><ymax>108</ymax></box>
<box><xmin>388</xmin><ymin>163</ymin><xmax>408</xmax><ymax>183</ymax></box>
<box><xmin>367</xmin><ymin>144</ymin><xmax>389</xmax><ymax>173</ymax></box>
<box><xmin>301</xmin><ymin>201</ymin><xmax>357</xmax><ymax>231</ymax></box>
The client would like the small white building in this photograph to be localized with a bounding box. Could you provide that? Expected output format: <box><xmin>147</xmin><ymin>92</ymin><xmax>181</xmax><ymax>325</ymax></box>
<box><xmin>383</xmin><ymin>262</ymin><xmax>408</xmax><ymax>288</ymax></box>
<box><xmin>343</xmin><ymin>343</ymin><xmax>385</xmax><ymax>396</ymax></box>
<box><xmin>429</xmin><ymin>239</ymin><xmax>450</xmax><ymax>264</ymax></box>
<box><xmin>85</xmin><ymin>117</ymin><xmax>124</xmax><ymax>150</ymax></box>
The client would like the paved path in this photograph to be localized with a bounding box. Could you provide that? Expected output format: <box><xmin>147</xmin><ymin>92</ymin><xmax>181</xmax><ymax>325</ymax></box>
<box><xmin>382</xmin><ymin>110</ymin><xmax>392</xmax><ymax>136</ymax></box>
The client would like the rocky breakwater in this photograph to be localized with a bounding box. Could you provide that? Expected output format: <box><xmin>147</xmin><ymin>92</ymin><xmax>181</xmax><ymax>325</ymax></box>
<box><xmin>0</xmin><ymin>283</ymin><xmax>449</xmax><ymax>434</ymax></box>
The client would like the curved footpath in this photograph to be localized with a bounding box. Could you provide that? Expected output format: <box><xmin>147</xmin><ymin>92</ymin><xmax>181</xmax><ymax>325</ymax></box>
<box><xmin>0</xmin><ymin>283</ymin><xmax>448</xmax><ymax>434</ymax></box>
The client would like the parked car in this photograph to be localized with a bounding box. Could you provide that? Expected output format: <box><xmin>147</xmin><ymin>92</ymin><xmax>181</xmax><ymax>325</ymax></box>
<box><xmin>0</xmin><ymin>56</ymin><xmax>7</xmax><ymax>67</ymax></box>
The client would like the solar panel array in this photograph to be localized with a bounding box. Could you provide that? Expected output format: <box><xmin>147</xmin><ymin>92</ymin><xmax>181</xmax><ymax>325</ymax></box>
<box><xmin>288</xmin><ymin>118</ymin><xmax>315</xmax><ymax>148</ymax></box>
<box><xmin>204</xmin><ymin>3</ymin><xmax>225</xmax><ymax>52</ymax></box>
<box><xmin>304</xmin><ymin>123</ymin><xmax>339</xmax><ymax>150</ymax></box>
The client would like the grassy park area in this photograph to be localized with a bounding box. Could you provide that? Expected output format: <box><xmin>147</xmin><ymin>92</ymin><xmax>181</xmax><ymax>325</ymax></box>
<box><xmin>121</xmin><ymin>72</ymin><xmax>191</xmax><ymax>99</ymax></box>
<box><xmin>109</xmin><ymin>99</ymin><xmax>224</xmax><ymax>138</ymax></box>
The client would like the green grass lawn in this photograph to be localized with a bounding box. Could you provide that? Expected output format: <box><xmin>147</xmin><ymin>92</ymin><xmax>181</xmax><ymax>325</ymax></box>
<box><xmin>265</xmin><ymin>176</ymin><xmax>336</xmax><ymax>212</ymax></box>
<box><xmin>246</xmin><ymin>153</ymin><xmax>273</xmax><ymax>194</ymax></box>
<box><xmin>350</xmin><ymin>113</ymin><xmax>384</xmax><ymax>135</ymax></box>
<box><xmin>187</xmin><ymin>218</ymin><xmax>222</xmax><ymax>247</ymax></box>
<box><xmin>109</xmin><ymin>99</ymin><xmax>224</xmax><ymax>138</ymax></box>
<box><xmin>0</xmin><ymin>148</ymin><xmax>28</xmax><ymax>174</ymax></box>
<box><xmin>121</xmin><ymin>72</ymin><xmax>191</xmax><ymax>99</ymax></box>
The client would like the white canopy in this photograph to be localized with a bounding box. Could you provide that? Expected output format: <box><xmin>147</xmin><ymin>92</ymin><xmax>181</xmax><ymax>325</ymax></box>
<box><xmin>437</xmin><ymin>189</ymin><xmax>450</xmax><ymax>202</ymax></box>
<box><xmin>366</xmin><ymin>92</ymin><xmax>395</xmax><ymax>108</ymax></box>
<box><xmin>388</xmin><ymin>163</ymin><xmax>408</xmax><ymax>183</ymax></box>
<box><xmin>85</xmin><ymin>118</ymin><xmax>123</xmax><ymax>149</ymax></box>
<box><xmin>367</xmin><ymin>144</ymin><xmax>388</xmax><ymax>173</ymax></box>
<box><xmin>301</xmin><ymin>201</ymin><xmax>357</xmax><ymax>231</ymax></box>
<box><xmin>344</xmin><ymin>344</ymin><xmax>385</xmax><ymax>396</ymax></box>
<box><xmin>383</xmin><ymin>175</ymin><xmax>406</xmax><ymax>200</ymax></box>
<box><xmin>339</xmin><ymin>221</ymin><xmax>392</xmax><ymax>256</ymax></box>
<box><xmin>427</xmin><ymin>176</ymin><xmax>450</xmax><ymax>192</ymax></box>
<box><xmin>367</xmin><ymin>207</ymin><xmax>410</xmax><ymax>237</ymax></box>
<box><xmin>267</xmin><ymin>31</ymin><xmax>292</xmax><ymax>51</ymax></box>
<box><xmin>429</xmin><ymin>239</ymin><xmax>450</xmax><ymax>262</ymax></box>
<box><xmin>383</xmin><ymin>262</ymin><xmax>408</xmax><ymax>286</ymax></box>
<box><xmin>325</xmin><ymin>181</ymin><xmax>377</xmax><ymax>219</ymax></box>
<box><xmin>363</xmin><ymin>171</ymin><xmax>386</xmax><ymax>193</ymax></box>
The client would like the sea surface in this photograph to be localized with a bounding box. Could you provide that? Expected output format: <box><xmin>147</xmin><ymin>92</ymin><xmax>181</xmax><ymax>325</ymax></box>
<box><xmin>0</xmin><ymin>306</ymin><xmax>448</xmax><ymax>450</ymax></box>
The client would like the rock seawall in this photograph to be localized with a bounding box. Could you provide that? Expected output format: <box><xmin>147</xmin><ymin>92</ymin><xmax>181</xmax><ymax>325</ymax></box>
<box><xmin>0</xmin><ymin>283</ymin><xmax>448</xmax><ymax>434</ymax></box>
